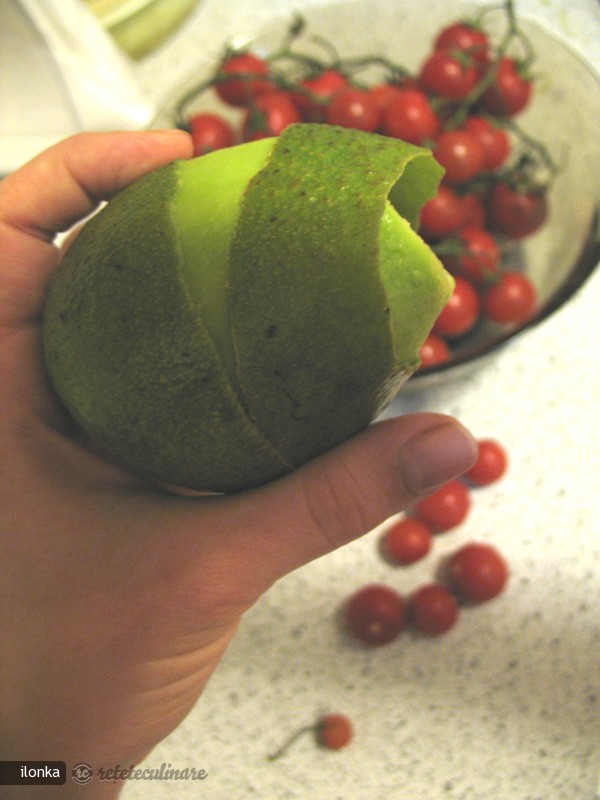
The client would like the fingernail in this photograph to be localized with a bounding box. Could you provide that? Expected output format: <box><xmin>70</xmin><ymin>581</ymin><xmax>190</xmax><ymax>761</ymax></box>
<box><xmin>400</xmin><ymin>422</ymin><xmax>478</xmax><ymax>496</ymax></box>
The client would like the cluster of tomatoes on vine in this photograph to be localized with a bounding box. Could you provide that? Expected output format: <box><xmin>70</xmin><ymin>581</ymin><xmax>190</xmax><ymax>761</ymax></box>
<box><xmin>345</xmin><ymin>438</ymin><xmax>509</xmax><ymax>644</ymax></box>
<box><xmin>177</xmin><ymin>0</ymin><xmax>556</xmax><ymax>370</ymax></box>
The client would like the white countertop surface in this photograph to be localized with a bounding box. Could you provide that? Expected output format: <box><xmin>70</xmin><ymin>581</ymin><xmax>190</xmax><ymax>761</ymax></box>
<box><xmin>9</xmin><ymin>0</ymin><xmax>599</xmax><ymax>797</ymax></box>
<box><xmin>119</xmin><ymin>1</ymin><xmax>600</xmax><ymax>798</ymax></box>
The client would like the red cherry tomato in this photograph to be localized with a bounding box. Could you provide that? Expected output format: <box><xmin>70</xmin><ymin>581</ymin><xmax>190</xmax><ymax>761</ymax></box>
<box><xmin>418</xmin><ymin>333</ymin><xmax>451</xmax><ymax>368</ymax></box>
<box><xmin>317</xmin><ymin>713</ymin><xmax>354</xmax><ymax>750</ymax></box>
<box><xmin>488</xmin><ymin>182</ymin><xmax>548</xmax><ymax>239</ymax></box>
<box><xmin>408</xmin><ymin>584</ymin><xmax>459</xmax><ymax>635</ymax></box>
<box><xmin>419</xmin><ymin>49</ymin><xmax>479</xmax><ymax>99</ymax></box>
<box><xmin>434</xmin><ymin>22</ymin><xmax>490</xmax><ymax>67</ymax></box>
<box><xmin>483</xmin><ymin>271</ymin><xmax>536</xmax><ymax>325</ymax></box>
<box><xmin>447</xmin><ymin>543</ymin><xmax>508</xmax><ymax>603</ymax></box>
<box><xmin>215</xmin><ymin>52</ymin><xmax>271</xmax><ymax>107</ymax></box>
<box><xmin>419</xmin><ymin>185</ymin><xmax>464</xmax><ymax>240</ymax></box>
<box><xmin>457</xmin><ymin>226</ymin><xmax>501</xmax><ymax>283</ymax></box>
<box><xmin>433</xmin><ymin>275</ymin><xmax>480</xmax><ymax>338</ymax></box>
<box><xmin>415</xmin><ymin>478</ymin><xmax>471</xmax><ymax>532</ymax></box>
<box><xmin>188</xmin><ymin>113</ymin><xmax>235</xmax><ymax>156</ymax></box>
<box><xmin>242</xmin><ymin>91</ymin><xmax>301</xmax><ymax>139</ymax></box>
<box><xmin>462</xmin><ymin>116</ymin><xmax>510</xmax><ymax>171</ymax></box>
<box><xmin>381</xmin><ymin>89</ymin><xmax>440</xmax><ymax>145</ymax></box>
<box><xmin>434</xmin><ymin>130</ymin><xmax>486</xmax><ymax>184</ymax></box>
<box><xmin>325</xmin><ymin>88</ymin><xmax>380</xmax><ymax>132</ymax></box>
<box><xmin>344</xmin><ymin>584</ymin><xmax>406</xmax><ymax>646</ymax></box>
<box><xmin>293</xmin><ymin>69</ymin><xmax>348</xmax><ymax>121</ymax></box>
<box><xmin>480</xmin><ymin>57</ymin><xmax>532</xmax><ymax>116</ymax></box>
<box><xmin>466</xmin><ymin>439</ymin><xmax>508</xmax><ymax>485</ymax></box>
<box><xmin>460</xmin><ymin>192</ymin><xmax>486</xmax><ymax>229</ymax></box>
<box><xmin>369</xmin><ymin>83</ymin><xmax>402</xmax><ymax>114</ymax></box>
<box><xmin>384</xmin><ymin>517</ymin><xmax>433</xmax><ymax>564</ymax></box>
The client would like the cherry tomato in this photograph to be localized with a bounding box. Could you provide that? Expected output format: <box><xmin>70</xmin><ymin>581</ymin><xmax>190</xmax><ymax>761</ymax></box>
<box><xmin>483</xmin><ymin>271</ymin><xmax>536</xmax><ymax>325</ymax></box>
<box><xmin>381</xmin><ymin>89</ymin><xmax>440</xmax><ymax>145</ymax></box>
<box><xmin>457</xmin><ymin>226</ymin><xmax>501</xmax><ymax>283</ymax></box>
<box><xmin>408</xmin><ymin>584</ymin><xmax>459</xmax><ymax>635</ymax></box>
<box><xmin>317</xmin><ymin>713</ymin><xmax>354</xmax><ymax>750</ymax></box>
<box><xmin>293</xmin><ymin>69</ymin><xmax>348</xmax><ymax>121</ymax></box>
<box><xmin>188</xmin><ymin>113</ymin><xmax>235</xmax><ymax>156</ymax></box>
<box><xmin>480</xmin><ymin>57</ymin><xmax>532</xmax><ymax>116</ymax></box>
<box><xmin>465</xmin><ymin>439</ymin><xmax>508</xmax><ymax>485</ymax></box>
<box><xmin>242</xmin><ymin>91</ymin><xmax>301</xmax><ymax>140</ymax></box>
<box><xmin>369</xmin><ymin>83</ymin><xmax>402</xmax><ymax>114</ymax></box>
<box><xmin>460</xmin><ymin>192</ymin><xmax>486</xmax><ymax>228</ymax></box>
<box><xmin>415</xmin><ymin>478</ymin><xmax>471</xmax><ymax>531</ymax></box>
<box><xmin>433</xmin><ymin>275</ymin><xmax>480</xmax><ymax>338</ymax></box>
<box><xmin>325</xmin><ymin>88</ymin><xmax>380</xmax><ymax>132</ymax></box>
<box><xmin>215</xmin><ymin>52</ymin><xmax>272</xmax><ymax>107</ymax></box>
<box><xmin>434</xmin><ymin>130</ymin><xmax>486</xmax><ymax>184</ymax></box>
<box><xmin>418</xmin><ymin>333</ymin><xmax>451</xmax><ymax>368</ymax></box>
<box><xmin>447</xmin><ymin>542</ymin><xmax>508</xmax><ymax>603</ymax></box>
<box><xmin>434</xmin><ymin>22</ymin><xmax>490</xmax><ymax>68</ymax></box>
<box><xmin>487</xmin><ymin>182</ymin><xmax>548</xmax><ymax>239</ymax></box>
<box><xmin>419</xmin><ymin>49</ymin><xmax>479</xmax><ymax>99</ymax></box>
<box><xmin>419</xmin><ymin>185</ymin><xmax>464</xmax><ymax>240</ymax></box>
<box><xmin>344</xmin><ymin>584</ymin><xmax>406</xmax><ymax>645</ymax></box>
<box><xmin>384</xmin><ymin>517</ymin><xmax>433</xmax><ymax>564</ymax></box>
<box><xmin>462</xmin><ymin>116</ymin><xmax>510</xmax><ymax>171</ymax></box>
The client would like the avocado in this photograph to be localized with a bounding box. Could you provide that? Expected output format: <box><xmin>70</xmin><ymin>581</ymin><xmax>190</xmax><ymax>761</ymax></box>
<box><xmin>43</xmin><ymin>124</ymin><xmax>451</xmax><ymax>492</ymax></box>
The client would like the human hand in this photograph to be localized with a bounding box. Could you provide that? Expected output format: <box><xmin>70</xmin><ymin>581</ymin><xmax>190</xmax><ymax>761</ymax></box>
<box><xmin>0</xmin><ymin>131</ymin><xmax>477</xmax><ymax>798</ymax></box>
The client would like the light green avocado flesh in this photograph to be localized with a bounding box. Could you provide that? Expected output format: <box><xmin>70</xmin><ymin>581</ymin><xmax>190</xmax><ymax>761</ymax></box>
<box><xmin>378</xmin><ymin>201</ymin><xmax>454</xmax><ymax>365</ymax></box>
<box><xmin>172</xmin><ymin>138</ymin><xmax>276</xmax><ymax>387</ymax></box>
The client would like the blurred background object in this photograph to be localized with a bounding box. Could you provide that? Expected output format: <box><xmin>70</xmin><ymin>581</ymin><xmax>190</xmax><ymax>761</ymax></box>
<box><xmin>84</xmin><ymin>0</ymin><xmax>200</xmax><ymax>59</ymax></box>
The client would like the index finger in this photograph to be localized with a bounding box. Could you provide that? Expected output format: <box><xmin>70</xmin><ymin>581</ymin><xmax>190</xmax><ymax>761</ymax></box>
<box><xmin>0</xmin><ymin>130</ymin><xmax>193</xmax><ymax>326</ymax></box>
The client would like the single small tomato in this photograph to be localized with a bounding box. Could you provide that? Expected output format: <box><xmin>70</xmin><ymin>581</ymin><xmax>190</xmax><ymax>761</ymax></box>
<box><xmin>487</xmin><ymin>182</ymin><xmax>548</xmax><ymax>239</ymax></box>
<box><xmin>215</xmin><ymin>52</ymin><xmax>272</xmax><ymax>106</ymax></box>
<box><xmin>317</xmin><ymin>713</ymin><xmax>354</xmax><ymax>750</ymax></box>
<box><xmin>418</xmin><ymin>333</ymin><xmax>451</xmax><ymax>368</ymax></box>
<box><xmin>434</xmin><ymin>22</ymin><xmax>490</xmax><ymax>68</ymax></box>
<box><xmin>384</xmin><ymin>517</ymin><xmax>433</xmax><ymax>564</ymax></box>
<box><xmin>433</xmin><ymin>130</ymin><xmax>486</xmax><ymax>184</ymax></box>
<box><xmin>419</xmin><ymin>185</ymin><xmax>464</xmax><ymax>240</ymax></box>
<box><xmin>408</xmin><ymin>584</ymin><xmax>459</xmax><ymax>635</ymax></box>
<box><xmin>480</xmin><ymin>57</ymin><xmax>532</xmax><ymax>116</ymax></box>
<box><xmin>293</xmin><ymin>69</ymin><xmax>348</xmax><ymax>120</ymax></box>
<box><xmin>188</xmin><ymin>113</ymin><xmax>235</xmax><ymax>156</ymax></box>
<box><xmin>381</xmin><ymin>89</ymin><xmax>440</xmax><ymax>145</ymax></box>
<box><xmin>325</xmin><ymin>88</ymin><xmax>380</xmax><ymax>132</ymax></box>
<box><xmin>419</xmin><ymin>49</ymin><xmax>479</xmax><ymax>99</ymax></box>
<box><xmin>483</xmin><ymin>271</ymin><xmax>536</xmax><ymax>325</ymax></box>
<box><xmin>447</xmin><ymin>543</ymin><xmax>508</xmax><ymax>603</ymax></box>
<box><xmin>462</xmin><ymin>116</ymin><xmax>510</xmax><ymax>171</ymax></box>
<box><xmin>466</xmin><ymin>439</ymin><xmax>508</xmax><ymax>485</ymax></box>
<box><xmin>457</xmin><ymin>226</ymin><xmax>501</xmax><ymax>283</ymax></box>
<box><xmin>433</xmin><ymin>276</ymin><xmax>480</xmax><ymax>338</ymax></box>
<box><xmin>416</xmin><ymin>479</ymin><xmax>471</xmax><ymax>532</ymax></box>
<box><xmin>344</xmin><ymin>584</ymin><xmax>406</xmax><ymax>646</ymax></box>
<box><xmin>242</xmin><ymin>91</ymin><xmax>301</xmax><ymax>139</ymax></box>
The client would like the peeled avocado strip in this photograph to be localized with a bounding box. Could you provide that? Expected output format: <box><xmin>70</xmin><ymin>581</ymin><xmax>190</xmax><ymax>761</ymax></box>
<box><xmin>43</xmin><ymin>123</ymin><xmax>449</xmax><ymax>493</ymax></box>
<box><xmin>228</xmin><ymin>124</ymin><xmax>447</xmax><ymax>463</ymax></box>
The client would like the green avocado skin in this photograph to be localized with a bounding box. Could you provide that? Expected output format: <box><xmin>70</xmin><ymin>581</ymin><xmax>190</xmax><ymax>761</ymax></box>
<box><xmin>43</xmin><ymin>124</ymin><xmax>447</xmax><ymax>493</ymax></box>
<box><xmin>43</xmin><ymin>164</ymin><xmax>292</xmax><ymax>492</ymax></box>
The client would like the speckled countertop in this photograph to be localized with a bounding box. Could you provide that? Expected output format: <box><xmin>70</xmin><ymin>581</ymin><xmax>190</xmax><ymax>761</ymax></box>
<box><xmin>119</xmin><ymin>1</ymin><xmax>600</xmax><ymax>798</ymax></box>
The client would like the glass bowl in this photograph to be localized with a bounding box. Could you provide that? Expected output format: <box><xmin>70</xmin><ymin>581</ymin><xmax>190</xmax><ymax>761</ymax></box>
<box><xmin>154</xmin><ymin>0</ymin><xmax>600</xmax><ymax>389</ymax></box>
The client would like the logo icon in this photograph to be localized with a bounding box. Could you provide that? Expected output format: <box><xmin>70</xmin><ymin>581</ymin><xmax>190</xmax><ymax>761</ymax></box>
<box><xmin>71</xmin><ymin>763</ymin><xmax>93</xmax><ymax>785</ymax></box>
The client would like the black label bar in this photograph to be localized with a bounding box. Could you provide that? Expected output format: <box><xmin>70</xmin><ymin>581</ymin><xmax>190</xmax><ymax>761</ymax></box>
<box><xmin>0</xmin><ymin>761</ymin><xmax>66</xmax><ymax>785</ymax></box>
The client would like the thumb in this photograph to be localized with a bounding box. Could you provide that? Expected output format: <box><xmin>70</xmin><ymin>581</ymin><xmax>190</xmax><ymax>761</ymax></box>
<box><xmin>224</xmin><ymin>412</ymin><xmax>478</xmax><ymax>583</ymax></box>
